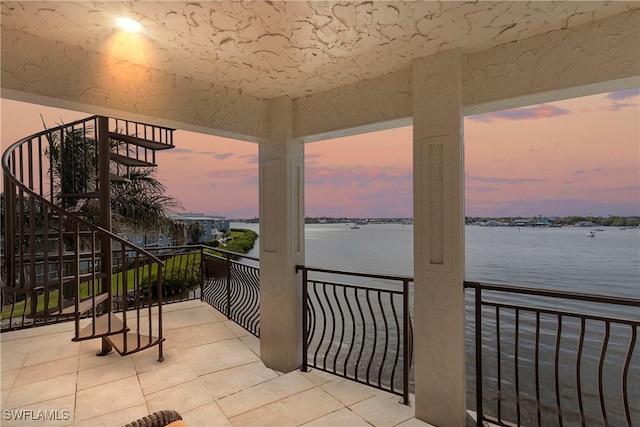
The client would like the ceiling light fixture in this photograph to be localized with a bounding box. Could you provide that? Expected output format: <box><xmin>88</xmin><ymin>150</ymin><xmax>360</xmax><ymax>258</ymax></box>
<box><xmin>116</xmin><ymin>17</ymin><xmax>143</xmax><ymax>33</ymax></box>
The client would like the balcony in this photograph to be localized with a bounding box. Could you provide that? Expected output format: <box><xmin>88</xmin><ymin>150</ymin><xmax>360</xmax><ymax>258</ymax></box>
<box><xmin>2</xmin><ymin>247</ymin><xmax>638</xmax><ymax>426</ymax></box>
<box><xmin>1</xmin><ymin>299</ymin><xmax>425</xmax><ymax>427</ymax></box>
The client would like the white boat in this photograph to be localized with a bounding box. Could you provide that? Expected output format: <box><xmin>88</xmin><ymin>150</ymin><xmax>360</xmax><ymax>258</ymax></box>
<box><xmin>350</xmin><ymin>224</ymin><xmax>360</xmax><ymax>229</ymax></box>
<box><xmin>587</xmin><ymin>231</ymin><xmax>595</xmax><ymax>237</ymax></box>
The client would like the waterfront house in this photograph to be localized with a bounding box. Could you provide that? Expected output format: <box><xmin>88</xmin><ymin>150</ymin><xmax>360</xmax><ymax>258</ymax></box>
<box><xmin>1</xmin><ymin>2</ymin><xmax>638</xmax><ymax>426</ymax></box>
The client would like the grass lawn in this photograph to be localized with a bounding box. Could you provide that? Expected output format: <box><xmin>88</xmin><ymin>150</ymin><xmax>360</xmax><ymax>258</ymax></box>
<box><xmin>1</xmin><ymin>252</ymin><xmax>201</xmax><ymax>320</ymax></box>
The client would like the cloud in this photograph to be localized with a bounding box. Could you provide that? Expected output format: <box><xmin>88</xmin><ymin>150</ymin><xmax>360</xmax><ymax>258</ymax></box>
<box><xmin>239</xmin><ymin>154</ymin><xmax>258</xmax><ymax>164</ymax></box>
<box><xmin>601</xmin><ymin>88</ymin><xmax>640</xmax><ymax>112</ymax></box>
<box><xmin>606</xmin><ymin>87</ymin><xmax>640</xmax><ymax>101</ymax></box>
<box><xmin>466</xmin><ymin>175</ymin><xmax>545</xmax><ymax>184</ymax></box>
<box><xmin>466</xmin><ymin>186</ymin><xmax>499</xmax><ymax>192</ymax></box>
<box><xmin>465</xmin><ymin>197</ymin><xmax>640</xmax><ymax>217</ymax></box>
<box><xmin>166</xmin><ymin>147</ymin><xmax>194</xmax><ymax>154</ymax></box>
<box><xmin>573</xmin><ymin>169</ymin><xmax>584</xmax><ymax>175</ymax></box>
<box><xmin>468</xmin><ymin>105</ymin><xmax>571</xmax><ymax>122</ymax></box>
<box><xmin>207</xmin><ymin>168</ymin><xmax>258</xmax><ymax>185</ymax></box>
<box><xmin>214</xmin><ymin>152</ymin><xmax>234</xmax><ymax>160</ymax></box>
<box><xmin>306</xmin><ymin>165</ymin><xmax>412</xmax><ymax>188</ymax></box>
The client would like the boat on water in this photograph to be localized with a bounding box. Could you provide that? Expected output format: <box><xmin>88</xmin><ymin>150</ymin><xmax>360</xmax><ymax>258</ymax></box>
<box><xmin>587</xmin><ymin>231</ymin><xmax>595</xmax><ymax>237</ymax></box>
<box><xmin>350</xmin><ymin>224</ymin><xmax>360</xmax><ymax>229</ymax></box>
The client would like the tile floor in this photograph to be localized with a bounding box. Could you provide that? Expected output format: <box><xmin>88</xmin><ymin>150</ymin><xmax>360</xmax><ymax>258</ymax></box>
<box><xmin>1</xmin><ymin>300</ymin><xmax>434</xmax><ymax>427</ymax></box>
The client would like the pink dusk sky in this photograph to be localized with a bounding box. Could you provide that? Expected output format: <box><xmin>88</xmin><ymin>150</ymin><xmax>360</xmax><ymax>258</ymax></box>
<box><xmin>1</xmin><ymin>88</ymin><xmax>638</xmax><ymax>219</ymax></box>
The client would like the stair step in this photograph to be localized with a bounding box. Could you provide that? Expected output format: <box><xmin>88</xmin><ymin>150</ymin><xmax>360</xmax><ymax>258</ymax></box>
<box><xmin>106</xmin><ymin>332</ymin><xmax>164</xmax><ymax>356</ymax></box>
<box><xmin>110</xmin><ymin>153</ymin><xmax>156</xmax><ymax>167</ymax></box>
<box><xmin>109</xmin><ymin>132</ymin><xmax>174</xmax><ymax>151</ymax></box>
<box><xmin>28</xmin><ymin>292</ymin><xmax>109</xmax><ymax>318</ymax></box>
<box><xmin>110</xmin><ymin>172</ymin><xmax>131</xmax><ymax>183</ymax></box>
<box><xmin>73</xmin><ymin>313</ymin><xmax>128</xmax><ymax>341</ymax></box>
<box><xmin>61</xmin><ymin>191</ymin><xmax>100</xmax><ymax>198</ymax></box>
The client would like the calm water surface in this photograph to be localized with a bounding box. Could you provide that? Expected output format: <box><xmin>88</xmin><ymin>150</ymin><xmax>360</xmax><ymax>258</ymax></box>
<box><xmin>239</xmin><ymin>222</ymin><xmax>639</xmax><ymax>297</ymax></box>
<box><xmin>236</xmin><ymin>222</ymin><xmax>639</xmax><ymax>424</ymax></box>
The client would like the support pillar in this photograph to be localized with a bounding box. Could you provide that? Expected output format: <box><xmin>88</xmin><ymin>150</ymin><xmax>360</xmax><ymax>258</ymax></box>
<box><xmin>412</xmin><ymin>51</ymin><xmax>466</xmax><ymax>426</ymax></box>
<box><xmin>259</xmin><ymin>96</ymin><xmax>305</xmax><ymax>372</ymax></box>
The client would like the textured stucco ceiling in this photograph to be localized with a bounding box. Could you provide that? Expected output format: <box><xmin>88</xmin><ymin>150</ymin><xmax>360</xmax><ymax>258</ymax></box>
<box><xmin>1</xmin><ymin>1</ymin><xmax>636</xmax><ymax>99</ymax></box>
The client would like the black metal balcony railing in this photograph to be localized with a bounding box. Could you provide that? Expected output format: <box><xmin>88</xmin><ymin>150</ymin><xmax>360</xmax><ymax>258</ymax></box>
<box><xmin>465</xmin><ymin>282</ymin><xmax>640</xmax><ymax>427</ymax></box>
<box><xmin>297</xmin><ymin>265</ymin><xmax>414</xmax><ymax>405</ymax></box>
<box><xmin>3</xmin><ymin>243</ymin><xmax>638</xmax><ymax>427</ymax></box>
<box><xmin>201</xmin><ymin>249</ymin><xmax>260</xmax><ymax>337</ymax></box>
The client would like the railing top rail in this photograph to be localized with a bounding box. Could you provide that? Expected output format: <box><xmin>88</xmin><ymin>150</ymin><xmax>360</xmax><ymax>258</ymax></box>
<box><xmin>199</xmin><ymin>245</ymin><xmax>260</xmax><ymax>262</ymax></box>
<box><xmin>296</xmin><ymin>264</ymin><xmax>413</xmax><ymax>283</ymax></box>
<box><xmin>144</xmin><ymin>245</ymin><xmax>259</xmax><ymax>263</ymax></box>
<box><xmin>110</xmin><ymin>117</ymin><xmax>176</xmax><ymax>132</ymax></box>
<box><xmin>1</xmin><ymin>115</ymin><xmax>99</xmax><ymax>172</ymax></box>
<box><xmin>464</xmin><ymin>280</ymin><xmax>640</xmax><ymax>307</ymax></box>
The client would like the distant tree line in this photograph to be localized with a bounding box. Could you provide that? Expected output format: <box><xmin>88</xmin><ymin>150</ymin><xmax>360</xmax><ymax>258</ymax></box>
<box><xmin>465</xmin><ymin>215</ymin><xmax>640</xmax><ymax>227</ymax></box>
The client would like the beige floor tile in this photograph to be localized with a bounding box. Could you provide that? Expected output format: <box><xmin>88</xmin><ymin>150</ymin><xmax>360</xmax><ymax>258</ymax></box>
<box><xmin>239</xmin><ymin>335</ymin><xmax>260</xmax><ymax>356</ymax></box>
<box><xmin>183</xmin><ymin>339</ymin><xmax>260</xmax><ymax>376</ymax></box>
<box><xmin>4</xmin><ymin>372</ymin><xmax>77</xmax><ymax>409</ymax></box>
<box><xmin>164</xmin><ymin>321</ymin><xmax>236</xmax><ymax>350</ymax></box>
<box><xmin>14</xmin><ymin>355</ymin><xmax>79</xmax><ymax>388</ymax></box>
<box><xmin>132</xmin><ymin>346</ymin><xmax>185</xmax><ymax>374</ymax></box>
<box><xmin>145</xmin><ymin>379</ymin><xmax>213</xmax><ymax>414</ymax></box>
<box><xmin>162</xmin><ymin>299</ymin><xmax>210</xmax><ymax>313</ymax></box>
<box><xmin>0</xmin><ymin>322</ymin><xmax>74</xmax><ymax>341</ymax></box>
<box><xmin>350</xmin><ymin>394</ymin><xmax>415</xmax><ymax>427</ymax></box>
<box><xmin>223</xmin><ymin>320</ymin><xmax>251</xmax><ymax>338</ymax></box>
<box><xmin>200</xmin><ymin>360</ymin><xmax>278</xmax><ymax>400</ymax></box>
<box><xmin>181</xmin><ymin>402</ymin><xmax>231</xmax><ymax>427</ymax></box>
<box><xmin>1</xmin><ymin>388</ymin><xmax>10</xmax><ymax>407</ymax></box>
<box><xmin>1</xmin><ymin>338</ymin><xmax>37</xmax><ymax>357</ymax></box>
<box><xmin>22</xmin><ymin>342</ymin><xmax>79</xmax><ymax>368</ymax></box>
<box><xmin>156</xmin><ymin>305</ymin><xmax>222</xmax><ymax>330</ymax></box>
<box><xmin>229</xmin><ymin>387</ymin><xmax>343</xmax><ymax>426</ymax></box>
<box><xmin>217</xmin><ymin>370</ymin><xmax>316</xmax><ymax>418</ymax></box>
<box><xmin>2</xmin><ymin>369</ymin><xmax>19</xmax><ymax>390</ymax></box>
<box><xmin>396</xmin><ymin>417</ymin><xmax>435</xmax><ymax>427</ymax></box>
<box><xmin>73</xmin><ymin>403</ymin><xmax>149</xmax><ymax>427</ymax></box>
<box><xmin>303</xmin><ymin>369</ymin><xmax>342</xmax><ymax>386</ymax></box>
<box><xmin>1</xmin><ymin>349</ymin><xmax>28</xmax><ymax>372</ymax></box>
<box><xmin>302</xmin><ymin>407</ymin><xmax>372</xmax><ymax>426</ymax></box>
<box><xmin>1</xmin><ymin>393</ymin><xmax>75</xmax><ymax>427</ymax></box>
<box><xmin>78</xmin><ymin>350</ymin><xmax>116</xmax><ymax>372</ymax></box>
<box><xmin>27</xmin><ymin>330</ymin><xmax>76</xmax><ymax>349</ymax></box>
<box><xmin>77</xmin><ymin>338</ymin><xmax>105</xmax><ymax>355</ymax></box>
<box><xmin>76</xmin><ymin>357</ymin><xmax>136</xmax><ymax>390</ymax></box>
<box><xmin>321</xmin><ymin>378</ymin><xmax>378</xmax><ymax>406</ymax></box>
<box><xmin>138</xmin><ymin>360</ymin><xmax>198</xmax><ymax>395</ymax></box>
<box><xmin>75</xmin><ymin>375</ymin><xmax>145</xmax><ymax>421</ymax></box>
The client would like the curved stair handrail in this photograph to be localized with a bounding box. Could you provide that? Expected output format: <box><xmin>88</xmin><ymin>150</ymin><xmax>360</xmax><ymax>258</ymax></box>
<box><xmin>2</xmin><ymin>115</ymin><xmax>172</xmax><ymax>361</ymax></box>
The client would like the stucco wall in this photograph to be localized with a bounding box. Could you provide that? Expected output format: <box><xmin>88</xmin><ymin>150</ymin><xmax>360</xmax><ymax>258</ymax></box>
<box><xmin>462</xmin><ymin>9</ymin><xmax>640</xmax><ymax>115</ymax></box>
<box><xmin>1</xmin><ymin>27</ymin><xmax>269</xmax><ymax>142</ymax></box>
<box><xmin>1</xmin><ymin>10</ymin><xmax>637</xmax><ymax>141</ymax></box>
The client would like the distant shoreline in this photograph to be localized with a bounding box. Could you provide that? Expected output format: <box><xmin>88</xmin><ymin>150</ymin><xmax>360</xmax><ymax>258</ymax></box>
<box><xmin>234</xmin><ymin>215</ymin><xmax>640</xmax><ymax>227</ymax></box>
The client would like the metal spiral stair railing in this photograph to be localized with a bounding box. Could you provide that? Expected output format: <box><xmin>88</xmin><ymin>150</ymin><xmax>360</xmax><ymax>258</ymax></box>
<box><xmin>1</xmin><ymin>115</ymin><xmax>175</xmax><ymax>361</ymax></box>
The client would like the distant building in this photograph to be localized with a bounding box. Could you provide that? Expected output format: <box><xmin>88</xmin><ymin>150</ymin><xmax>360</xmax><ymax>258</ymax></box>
<box><xmin>171</xmin><ymin>212</ymin><xmax>230</xmax><ymax>243</ymax></box>
<box><xmin>123</xmin><ymin>212</ymin><xmax>230</xmax><ymax>247</ymax></box>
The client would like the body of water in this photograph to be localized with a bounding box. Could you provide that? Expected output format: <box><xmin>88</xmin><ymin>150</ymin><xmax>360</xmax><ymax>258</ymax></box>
<box><xmin>237</xmin><ymin>222</ymin><xmax>640</xmax><ymax>298</ymax></box>
<box><xmin>234</xmin><ymin>222</ymin><xmax>639</xmax><ymax>424</ymax></box>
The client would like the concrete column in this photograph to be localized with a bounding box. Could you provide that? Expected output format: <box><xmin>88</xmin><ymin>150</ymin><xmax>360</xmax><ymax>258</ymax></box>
<box><xmin>259</xmin><ymin>96</ymin><xmax>305</xmax><ymax>372</ymax></box>
<box><xmin>412</xmin><ymin>51</ymin><xmax>466</xmax><ymax>426</ymax></box>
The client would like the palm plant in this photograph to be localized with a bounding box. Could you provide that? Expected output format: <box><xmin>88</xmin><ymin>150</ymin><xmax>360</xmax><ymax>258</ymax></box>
<box><xmin>44</xmin><ymin>121</ymin><xmax>177</xmax><ymax>234</ymax></box>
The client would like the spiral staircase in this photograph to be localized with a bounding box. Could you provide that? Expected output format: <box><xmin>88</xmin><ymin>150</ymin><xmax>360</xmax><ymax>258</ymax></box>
<box><xmin>1</xmin><ymin>115</ymin><xmax>174</xmax><ymax>361</ymax></box>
